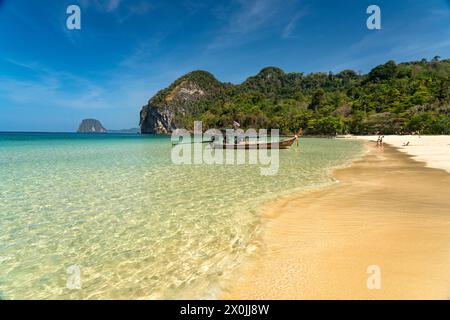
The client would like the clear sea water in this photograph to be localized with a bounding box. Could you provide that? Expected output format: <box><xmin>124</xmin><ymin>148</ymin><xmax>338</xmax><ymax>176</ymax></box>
<box><xmin>0</xmin><ymin>133</ymin><xmax>363</xmax><ymax>299</ymax></box>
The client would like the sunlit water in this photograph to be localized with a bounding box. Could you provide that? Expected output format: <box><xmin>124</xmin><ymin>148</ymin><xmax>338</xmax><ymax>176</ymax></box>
<box><xmin>0</xmin><ymin>133</ymin><xmax>363</xmax><ymax>299</ymax></box>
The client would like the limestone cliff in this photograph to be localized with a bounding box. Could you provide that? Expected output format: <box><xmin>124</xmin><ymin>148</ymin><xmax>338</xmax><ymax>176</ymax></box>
<box><xmin>139</xmin><ymin>70</ymin><xmax>227</xmax><ymax>133</ymax></box>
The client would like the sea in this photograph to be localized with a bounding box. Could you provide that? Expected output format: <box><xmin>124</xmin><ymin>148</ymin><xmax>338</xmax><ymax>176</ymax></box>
<box><xmin>0</xmin><ymin>132</ymin><xmax>363</xmax><ymax>299</ymax></box>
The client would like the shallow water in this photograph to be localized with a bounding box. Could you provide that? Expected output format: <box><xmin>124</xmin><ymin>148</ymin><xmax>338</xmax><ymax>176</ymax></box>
<box><xmin>0</xmin><ymin>133</ymin><xmax>363</xmax><ymax>299</ymax></box>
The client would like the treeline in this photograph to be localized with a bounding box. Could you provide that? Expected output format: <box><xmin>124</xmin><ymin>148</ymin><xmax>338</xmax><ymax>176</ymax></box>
<box><xmin>153</xmin><ymin>57</ymin><xmax>450</xmax><ymax>135</ymax></box>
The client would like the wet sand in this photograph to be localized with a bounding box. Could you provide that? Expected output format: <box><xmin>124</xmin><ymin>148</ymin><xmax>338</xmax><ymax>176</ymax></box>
<box><xmin>222</xmin><ymin>143</ymin><xmax>450</xmax><ymax>299</ymax></box>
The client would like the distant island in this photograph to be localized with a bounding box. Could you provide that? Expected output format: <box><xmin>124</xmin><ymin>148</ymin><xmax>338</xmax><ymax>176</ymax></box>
<box><xmin>77</xmin><ymin>119</ymin><xmax>140</xmax><ymax>134</ymax></box>
<box><xmin>77</xmin><ymin>119</ymin><xmax>107</xmax><ymax>133</ymax></box>
<box><xmin>140</xmin><ymin>57</ymin><xmax>450</xmax><ymax>135</ymax></box>
<box><xmin>107</xmin><ymin>128</ymin><xmax>140</xmax><ymax>134</ymax></box>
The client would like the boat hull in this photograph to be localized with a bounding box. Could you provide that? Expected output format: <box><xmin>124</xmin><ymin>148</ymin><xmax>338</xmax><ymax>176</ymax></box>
<box><xmin>212</xmin><ymin>137</ymin><xmax>296</xmax><ymax>149</ymax></box>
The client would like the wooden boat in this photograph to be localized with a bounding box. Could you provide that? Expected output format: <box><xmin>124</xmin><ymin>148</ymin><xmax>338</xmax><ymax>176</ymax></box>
<box><xmin>212</xmin><ymin>136</ymin><xmax>297</xmax><ymax>149</ymax></box>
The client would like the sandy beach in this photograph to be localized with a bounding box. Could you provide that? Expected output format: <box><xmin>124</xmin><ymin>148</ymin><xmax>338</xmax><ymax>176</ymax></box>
<box><xmin>354</xmin><ymin>135</ymin><xmax>450</xmax><ymax>173</ymax></box>
<box><xmin>222</xmin><ymin>140</ymin><xmax>450</xmax><ymax>299</ymax></box>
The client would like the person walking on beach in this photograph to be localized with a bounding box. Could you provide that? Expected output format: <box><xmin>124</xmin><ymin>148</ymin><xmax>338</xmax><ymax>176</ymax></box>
<box><xmin>377</xmin><ymin>135</ymin><xmax>384</xmax><ymax>147</ymax></box>
<box><xmin>376</xmin><ymin>135</ymin><xmax>382</xmax><ymax>146</ymax></box>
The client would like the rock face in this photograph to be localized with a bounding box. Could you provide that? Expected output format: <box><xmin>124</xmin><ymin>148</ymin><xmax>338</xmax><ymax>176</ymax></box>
<box><xmin>77</xmin><ymin>119</ymin><xmax>107</xmax><ymax>133</ymax></box>
<box><xmin>140</xmin><ymin>105</ymin><xmax>176</xmax><ymax>134</ymax></box>
<box><xmin>139</xmin><ymin>70</ymin><xmax>226</xmax><ymax>134</ymax></box>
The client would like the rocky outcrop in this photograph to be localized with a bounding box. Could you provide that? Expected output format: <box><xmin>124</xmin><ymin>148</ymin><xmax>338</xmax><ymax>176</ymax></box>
<box><xmin>139</xmin><ymin>70</ymin><xmax>226</xmax><ymax>134</ymax></box>
<box><xmin>77</xmin><ymin>119</ymin><xmax>107</xmax><ymax>133</ymax></box>
<box><xmin>140</xmin><ymin>106</ymin><xmax>176</xmax><ymax>134</ymax></box>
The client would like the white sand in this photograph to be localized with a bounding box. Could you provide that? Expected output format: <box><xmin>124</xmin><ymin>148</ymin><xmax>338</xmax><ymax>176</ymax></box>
<box><xmin>223</xmin><ymin>145</ymin><xmax>450</xmax><ymax>299</ymax></box>
<box><xmin>352</xmin><ymin>135</ymin><xmax>450</xmax><ymax>173</ymax></box>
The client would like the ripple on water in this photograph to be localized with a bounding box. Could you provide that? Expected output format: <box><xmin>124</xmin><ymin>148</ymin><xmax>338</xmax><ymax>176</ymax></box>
<box><xmin>0</xmin><ymin>134</ymin><xmax>363</xmax><ymax>299</ymax></box>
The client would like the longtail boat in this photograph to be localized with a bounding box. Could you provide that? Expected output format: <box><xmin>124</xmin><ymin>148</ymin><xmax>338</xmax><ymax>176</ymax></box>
<box><xmin>212</xmin><ymin>136</ymin><xmax>297</xmax><ymax>149</ymax></box>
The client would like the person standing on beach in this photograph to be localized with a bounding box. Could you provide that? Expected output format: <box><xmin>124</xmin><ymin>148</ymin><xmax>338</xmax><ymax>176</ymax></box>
<box><xmin>376</xmin><ymin>135</ymin><xmax>385</xmax><ymax>148</ymax></box>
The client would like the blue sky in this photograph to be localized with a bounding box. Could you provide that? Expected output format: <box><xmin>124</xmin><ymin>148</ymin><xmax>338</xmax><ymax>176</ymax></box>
<box><xmin>0</xmin><ymin>0</ymin><xmax>449</xmax><ymax>131</ymax></box>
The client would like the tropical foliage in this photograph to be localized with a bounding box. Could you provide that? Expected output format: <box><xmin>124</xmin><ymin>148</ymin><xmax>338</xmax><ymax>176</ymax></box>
<box><xmin>150</xmin><ymin>58</ymin><xmax>450</xmax><ymax>135</ymax></box>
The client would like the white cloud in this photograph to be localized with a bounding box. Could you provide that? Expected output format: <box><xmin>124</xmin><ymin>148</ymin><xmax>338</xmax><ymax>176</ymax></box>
<box><xmin>117</xmin><ymin>1</ymin><xmax>153</xmax><ymax>23</ymax></box>
<box><xmin>128</xmin><ymin>1</ymin><xmax>153</xmax><ymax>14</ymax></box>
<box><xmin>78</xmin><ymin>0</ymin><xmax>152</xmax><ymax>23</ymax></box>
<box><xmin>105</xmin><ymin>0</ymin><xmax>121</xmax><ymax>12</ymax></box>
<box><xmin>207</xmin><ymin>0</ymin><xmax>304</xmax><ymax>50</ymax></box>
<box><xmin>0</xmin><ymin>75</ymin><xmax>108</xmax><ymax>110</ymax></box>
<box><xmin>79</xmin><ymin>0</ymin><xmax>122</xmax><ymax>12</ymax></box>
<box><xmin>229</xmin><ymin>0</ymin><xmax>278</xmax><ymax>33</ymax></box>
<box><xmin>0</xmin><ymin>59</ymin><xmax>112</xmax><ymax>110</ymax></box>
<box><xmin>326</xmin><ymin>27</ymin><xmax>450</xmax><ymax>73</ymax></box>
<box><xmin>282</xmin><ymin>10</ymin><xmax>306</xmax><ymax>39</ymax></box>
<box><xmin>0</xmin><ymin>57</ymin><xmax>170</xmax><ymax>119</ymax></box>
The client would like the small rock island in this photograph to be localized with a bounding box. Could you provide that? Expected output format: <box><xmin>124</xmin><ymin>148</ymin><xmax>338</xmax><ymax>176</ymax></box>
<box><xmin>77</xmin><ymin>119</ymin><xmax>107</xmax><ymax>133</ymax></box>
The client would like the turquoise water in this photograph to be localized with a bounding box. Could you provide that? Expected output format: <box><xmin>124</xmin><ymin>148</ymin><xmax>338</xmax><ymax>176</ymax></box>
<box><xmin>0</xmin><ymin>133</ymin><xmax>363</xmax><ymax>299</ymax></box>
